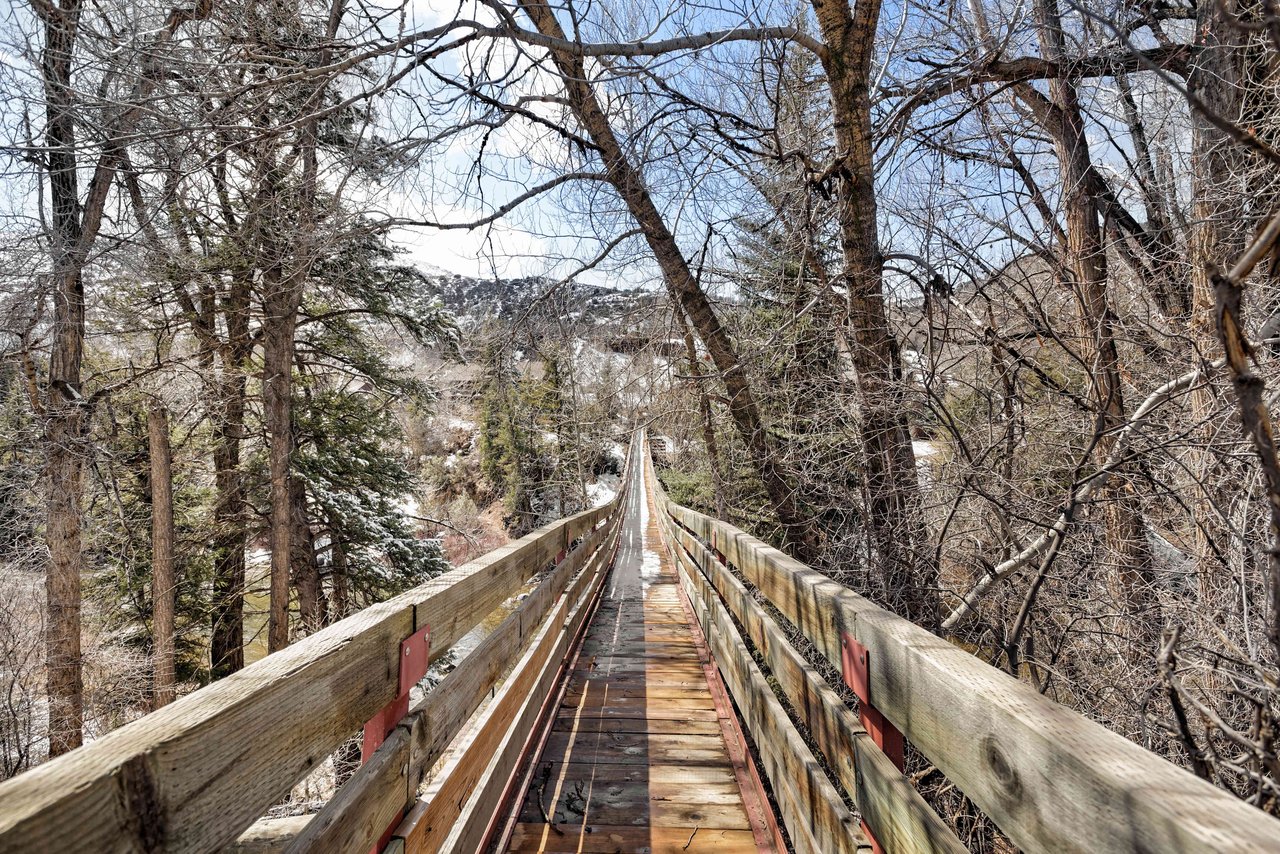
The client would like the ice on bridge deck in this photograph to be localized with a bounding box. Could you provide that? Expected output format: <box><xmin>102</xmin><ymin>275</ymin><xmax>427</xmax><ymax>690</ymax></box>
<box><xmin>497</xmin><ymin>442</ymin><xmax>779</xmax><ymax>853</ymax></box>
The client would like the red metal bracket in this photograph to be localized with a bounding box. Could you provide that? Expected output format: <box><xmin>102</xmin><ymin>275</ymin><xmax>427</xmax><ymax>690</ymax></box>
<box><xmin>841</xmin><ymin>633</ymin><xmax>904</xmax><ymax>854</ymax></box>
<box><xmin>362</xmin><ymin>624</ymin><xmax>431</xmax><ymax>761</ymax></box>
<box><xmin>360</xmin><ymin>624</ymin><xmax>429</xmax><ymax>853</ymax></box>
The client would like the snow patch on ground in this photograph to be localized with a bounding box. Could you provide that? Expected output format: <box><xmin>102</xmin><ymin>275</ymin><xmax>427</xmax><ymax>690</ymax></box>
<box><xmin>913</xmin><ymin>439</ymin><xmax>938</xmax><ymax>485</ymax></box>
<box><xmin>637</xmin><ymin>480</ymin><xmax>661</xmax><ymax>593</ymax></box>
<box><xmin>639</xmin><ymin>548</ymin><xmax>663</xmax><ymax>594</ymax></box>
<box><xmin>587</xmin><ymin>475</ymin><xmax>619</xmax><ymax>508</ymax></box>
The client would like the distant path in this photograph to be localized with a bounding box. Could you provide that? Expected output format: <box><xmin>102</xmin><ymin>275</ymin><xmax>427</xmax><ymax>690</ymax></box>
<box><xmin>500</xmin><ymin>439</ymin><xmax>779</xmax><ymax>852</ymax></box>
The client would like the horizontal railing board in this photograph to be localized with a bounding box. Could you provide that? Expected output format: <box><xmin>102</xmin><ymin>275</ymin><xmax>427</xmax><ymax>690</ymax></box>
<box><xmin>439</xmin><ymin>514</ymin><xmax>621</xmax><ymax>853</ymax></box>
<box><xmin>662</xmin><ymin>517</ymin><xmax>966</xmax><ymax>854</ymax></box>
<box><xmin>662</xmin><ymin>499</ymin><xmax>1280</xmax><ymax>853</ymax></box>
<box><xmin>397</xmin><ymin>512</ymin><xmax>622</xmax><ymax>853</ymax></box>
<box><xmin>668</xmin><ymin>520</ymin><xmax>865</xmax><ymax>854</ymax></box>
<box><xmin>407</xmin><ymin>514</ymin><xmax>617</xmax><ymax>795</ymax></box>
<box><xmin>0</xmin><ymin>502</ymin><xmax>612</xmax><ymax>854</ymax></box>
<box><xmin>224</xmin><ymin>816</ymin><xmax>311</xmax><ymax>854</ymax></box>
<box><xmin>408</xmin><ymin>591</ymin><xmax>572</xmax><ymax>852</ymax></box>
<box><xmin>280</xmin><ymin>514</ymin><xmax>616</xmax><ymax>854</ymax></box>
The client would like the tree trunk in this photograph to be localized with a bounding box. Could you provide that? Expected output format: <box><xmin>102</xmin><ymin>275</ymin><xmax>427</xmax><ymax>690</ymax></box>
<box><xmin>675</xmin><ymin>306</ymin><xmax>726</xmax><ymax>519</ymax></box>
<box><xmin>120</xmin><ymin>152</ymin><xmax>250</xmax><ymax>679</ymax></box>
<box><xmin>1026</xmin><ymin>0</ymin><xmax>1156</xmax><ymax>624</ymax></box>
<box><xmin>39</xmin><ymin>0</ymin><xmax>88</xmax><ymax>756</ymax></box>
<box><xmin>262</xmin><ymin>260</ymin><xmax>300</xmax><ymax>653</ymax></box>
<box><xmin>517</xmin><ymin>0</ymin><xmax>820</xmax><ymax>563</ymax></box>
<box><xmin>808</xmin><ymin>0</ymin><xmax>938</xmax><ymax>626</ymax></box>
<box><xmin>210</xmin><ymin>284</ymin><xmax>250</xmax><ymax>678</ymax></box>
<box><xmin>1186</xmin><ymin>0</ymin><xmax>1257</xmax><ymax>601</ymax></box>
<box><xmin>259</xmin><ymin>0</ymin><xmax>334</xmax><ymax>650</ymax></box>
<box><xmin>291</xmin><ymin>477</ymin><xmax>323</xmax><ymax>635</ymax></box>
<box><xmin>330</xmin><ymin>536</ymin><xmax>349</xmax><ymax>623</ymax></box>
<box><xmin>148</xmin><ymin>406</ymin><xmax>176</xmax><ymax>709</ymax></box>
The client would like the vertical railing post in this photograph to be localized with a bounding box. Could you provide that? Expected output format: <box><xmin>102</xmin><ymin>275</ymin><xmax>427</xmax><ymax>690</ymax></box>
<box><xmin>841</xmin><ymin>633</ymin><xmax>904</xmax><ymax>854</ymax></box>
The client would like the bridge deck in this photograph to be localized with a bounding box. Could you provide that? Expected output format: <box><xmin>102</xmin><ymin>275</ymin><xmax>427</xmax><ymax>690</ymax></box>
<box><xmin>498</xmin><ymin>446</ymin><xmax>778</xmax><ymax>852</ymax></box>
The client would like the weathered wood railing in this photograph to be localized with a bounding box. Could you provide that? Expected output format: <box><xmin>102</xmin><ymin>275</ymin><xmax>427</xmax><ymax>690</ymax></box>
<box><xmin>0</xmin><ymin>448</ymin><xmax>630</xmax><ymax>854</ymax></box>
<box><xmin>8</xmin><ymin>429</ymin><xmax>1280</xmax><ymax>854</ymax></box>
<box><xmin>647</xmin><ymin>445</ymin><xmax>1280</xmax><ymax>853</ymax></box>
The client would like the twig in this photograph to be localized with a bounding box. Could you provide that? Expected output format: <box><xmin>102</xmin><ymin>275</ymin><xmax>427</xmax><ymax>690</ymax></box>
<box><xmin>535</xmin><ymin>762</ymin><xmax>563</xmax><ymax>835</ymax></box>
<box><xmin>1157</xmin><ymin>625</ymin><xmax>1214</xmax><ymax>781</ymax></box>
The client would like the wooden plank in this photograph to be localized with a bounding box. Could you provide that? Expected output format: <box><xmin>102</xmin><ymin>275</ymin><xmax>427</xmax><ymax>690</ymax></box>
<box><xmin>561</xmin><ymin>685</ymin><xmax>719</xmax><ymax>701</ymax></box>
<box><xmin>538</xmin><ymin>731</ymin><xmax>739</xmax><ymax>766</ymax></box>
<box><xmin>529</xmin><ymin>761</ymin><xmax>743</xmax><ymax>787</ymax></box>
<box><xmin>506</xmin><ymin>823</ymin><xmax>760</xmax><ymax>852</ymax></box>
<box><xmin>0</xmin><ymin>500</ymin><xmax>614</xmax><ymax>854</ymax></box>
<box><xmin>565</xmin><ymin>671</ymin><xmax>707</xmax><ymax>689</ymax></box>
<box><xmin>439</xmin><ymin>519</ymin><xmax>621</xmax><ymax>853</ymax></box>
<box><xmin>282</xmin><ymin>727</ymin><xmax>410</xmax><ymax>854</ymax></box>
<box><xmin>557</xmin><ymin>702</ymin><xmax>719</xmax><ymax>722</ymax></box>
<box><xmin>548</xmin><ymin>717</ymin><xmax>723</xmax><ymax>736</ymax></box>
<box><xmin>498</xmin><ymin>444</ymin><xmax>787</xmax><ymax>853</ymax></box>
<box><xmin>574</xmin><ymin>658</ymin><xmax>705</xmax><ymax>675</ymax></box>
<box><xmin>224</xmin><ymin>816</ymin><xmax>312</xmax><ymax>854</ymax></box>
<box><xmin>402</xmin><ymin>591</ymin><xmax>573</xmax><ymax>852</ymax></box>
<box><xmin>530</xmin><ymin>783</ymin><xmax>753</xmax><ymax>830</ymax></box>
<box><xmin>524</xmin><ymin>781</ymin><xmax>751</xmax><ymax>818</ymax></box>
<box><xmin>664</xmin><ymin>518</ymin><xmax>966</xmax><ymax>854</ymax></box>
<box><xmin>405</xmin><ymin>515</ymin><xmax>616</xmax><ymax>788</ymax></box>
<box><xmin>662</xmin><ymin>498</ymin><xmax>1280</xmax><ymax>853</ymax></box>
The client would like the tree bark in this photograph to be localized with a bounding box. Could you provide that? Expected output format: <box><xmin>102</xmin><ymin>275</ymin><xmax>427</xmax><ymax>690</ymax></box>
<box><xmin>260</xmin><ymin>0</ymin><xmax>337</xmax><ymax>653</ymax></box>
<box><xmin>1020</xmin><ymin>0</ymin><xmax>1156</xmax><ymax>624</ymax></box>
<box><xmin>120</xmin><ymin>151</ymin><xmax>250</xmax><ymax>679</ymax></box>
<box><xmin>291</xmin><ymin>477</ymin><xmax>323</xmax><ymax>635</ymax></box>
<box><xmin>808</xmin><ymin>0</ymin><xmax>938</xmax><ymax>625</ymax></box>
<box><xmin>329</xmin><ymin>536</ymin><xmax>350</xmax><ymax>623</ymax></box>
<box><xmin>148</xmin><ymin>407</ymin><xmax>176</xmax><ymax>709</ymax></box>
<box><xmin>1186</xmin><ymin>0</ymin><xmax>1258</xmax><ymax>601</ymax></box>
<box><xmin>38</xmin><ymin>0</ymin><xmax>89</xmax><ymax>755</ymax></box>
<box><xmin>674</xmin><ymin>306</ymin><xmax>727</xmax><ymax>519</ymax></box>
<box><xmin>958</xmin><ymin>0</ymin><xmax>1156</xmax><ymax>627</ymax></box>
<box><xmin>262</xmin><ymin>254</ymin><xmax>300</xmax><ymax>653</ymax></box>
<box><xmin>517</xmin><ymin>0</ymin><xmax>820</xmax><ymax>563</ymax></box>
<box><xmin>210</xmin><ymin>271</ymin><xmax>251</xmax><ymax>678</ymax></box>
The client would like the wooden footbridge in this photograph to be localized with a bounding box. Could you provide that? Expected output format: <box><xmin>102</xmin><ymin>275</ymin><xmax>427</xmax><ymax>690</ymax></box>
<box><xmin>3</xmin><ymin>434</ymin><xmax>1280</xmax><ymax>853</ymax></box>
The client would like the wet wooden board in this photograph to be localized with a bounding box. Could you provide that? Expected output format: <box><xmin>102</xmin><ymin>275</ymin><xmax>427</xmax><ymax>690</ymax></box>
<box><xmin>561</xmin><ymin>684</ymin><xmax>723</xmax><ymax>701</ymax></box>
<box><xmin>545</xmin><ymin>716</ymin><xmax>723</xmax><ymax>737</ymax></box>
<box><xmin>530</xmin><ymin>761</ymin><xmax>744</xmax><ymax>787</ymax></box>
<box><xmin>496</xmin><ymin>442</ymin><xmax>778</xmax><ymax>852</ymax></box>
<box><xmin>537</xmin><ymin>731</ymin><xmax>738</xmax><ymax>765</ymax></box>
<box><xmin>520</xmin><ymin>779</ymin><xmax>754</xmax><ymax>828</ymax></box>
<box><xmin>507</xmin><ymin>824</ymin><xmax>760</xmax><ymax>852</ymax></box>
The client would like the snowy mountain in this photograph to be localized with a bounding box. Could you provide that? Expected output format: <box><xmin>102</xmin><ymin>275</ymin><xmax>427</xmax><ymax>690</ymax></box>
<box><xmin>421</xmin><ymin>272</ymin><xmax>653</xmax><ymax>326</ymax></box>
